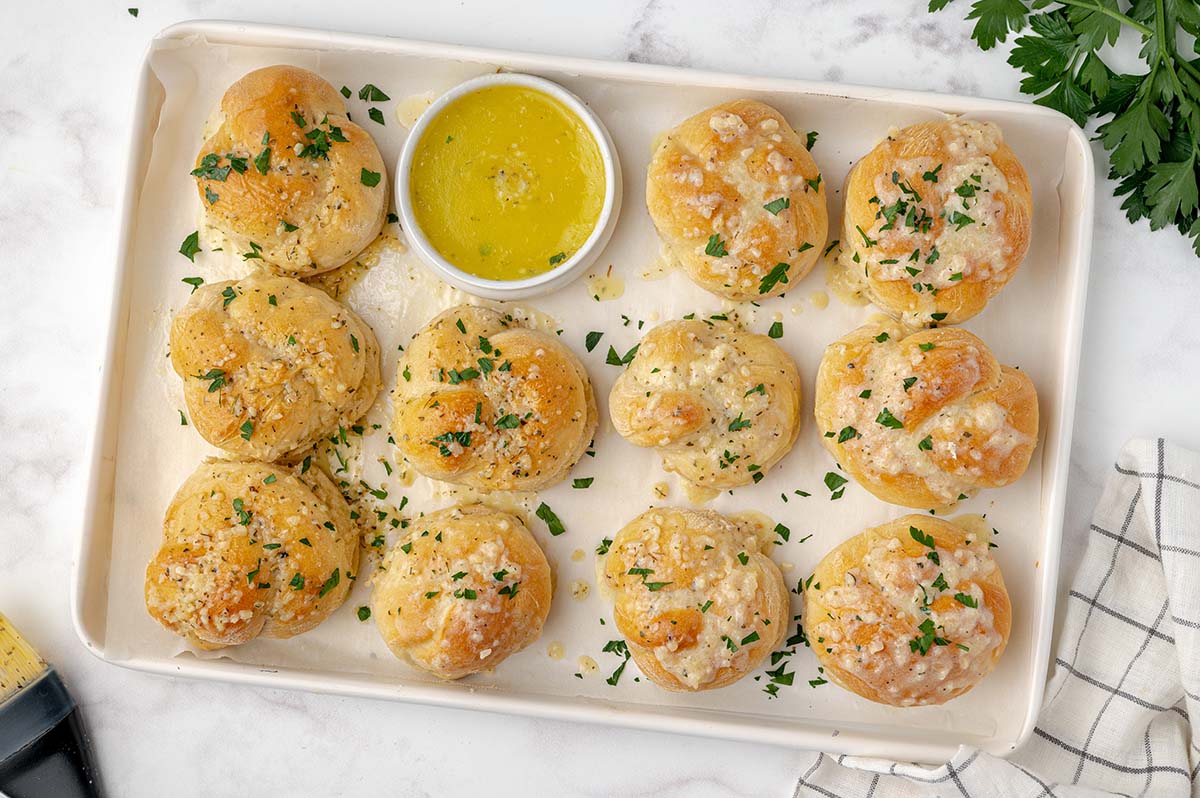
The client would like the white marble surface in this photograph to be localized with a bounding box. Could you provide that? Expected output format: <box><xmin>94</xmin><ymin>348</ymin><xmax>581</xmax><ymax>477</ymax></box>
<box><xmin>3</xmin><ymin>2</ymin><xmax>1198</xmax><ymax>796</ymax></box>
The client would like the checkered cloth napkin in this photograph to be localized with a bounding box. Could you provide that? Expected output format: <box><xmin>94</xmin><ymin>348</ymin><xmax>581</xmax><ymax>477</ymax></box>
<box><xmin>795</xmin><ymin>439</ymin><xmax>1200</xmax><ymax>797</ymax></box>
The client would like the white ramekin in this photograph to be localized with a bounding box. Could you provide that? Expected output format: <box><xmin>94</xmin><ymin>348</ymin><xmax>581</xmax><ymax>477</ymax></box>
<box><xmin>395</xmin><ymin>73</ymin><xmax>622</xmax><ymax>300</ymax></box>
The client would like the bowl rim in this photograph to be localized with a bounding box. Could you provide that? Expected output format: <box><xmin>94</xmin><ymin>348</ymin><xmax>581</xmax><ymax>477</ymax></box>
<box><xmin>394</xmin><ymin>72</ymin><xmax>620</xmax><ymax>295</ymax></box>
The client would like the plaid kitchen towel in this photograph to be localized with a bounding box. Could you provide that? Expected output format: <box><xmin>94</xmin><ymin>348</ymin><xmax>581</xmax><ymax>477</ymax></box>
<box><xmin>796</xmin><ymin>439</ymin><xmax>1200</xmax><ymax>797</ymax></box>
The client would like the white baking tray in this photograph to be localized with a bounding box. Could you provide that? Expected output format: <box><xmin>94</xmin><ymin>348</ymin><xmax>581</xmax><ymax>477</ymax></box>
<box><xmin>72</xmin><ymin>20</ymin><xmax>1094</xmax><ymax>763</ymax></box>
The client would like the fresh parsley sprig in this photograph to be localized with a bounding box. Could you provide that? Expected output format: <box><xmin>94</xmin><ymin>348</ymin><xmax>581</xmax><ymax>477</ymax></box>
<box><xmin>931</xmin><ymin>0</ymin><xmax>1200</xmax><ymax>253</ymax></box>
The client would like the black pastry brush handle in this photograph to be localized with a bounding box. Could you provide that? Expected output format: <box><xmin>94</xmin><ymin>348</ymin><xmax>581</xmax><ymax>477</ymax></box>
<box><xmin>0</xmin><ymin>671</ymin><xmax>102</xmax><ymax>798</ymax></box>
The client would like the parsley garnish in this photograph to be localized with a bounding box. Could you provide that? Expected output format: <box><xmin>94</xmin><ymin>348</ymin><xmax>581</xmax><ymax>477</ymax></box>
<box><xmin>910</xmin><ymin>617</ymin><xmax>950</xmax><ymax>655</ymax></box>
<box><xmin>605</xmin><ymin>344</ymin><xmax>639</xmax><ymax>366</ymax></box>
<box><xmin>705</xmin><ymin>234</ymin><xmax>728</xmax><ymax>257</ymax></box>
<box><xmin>194</xmin><ymin>368</ymin><xmax>225</xmax><ymax>393</ymax></box>
<box><xmin>910</xmin><ymin>525</ymin><xmax>941</xmax><ymax>565</ymax></box>
<box><xmin>948</xmin><ymin>210</ymin><xmax>975</xmax><ymax>230</ymax></box>
<box><xmin>763</xmin><ymin>197</ymin><xmax>790</xmax><ymax>215</ymax></box>
<box><xmin>536</xmin><ymin>502</ymin><xmax>565</xmax><ymax>536</ymax></box>
<box><xmin>360</xmin><ymin>168</ymin><xmax>381</xmax><ymax>187</ymax></box>
<box><xmin>318</xmin><ymin>568</ymin><xmax>340</xmax><ymax>598</ymax></box>
<box><xmin>359</xmin><ymin>84</ymin><xmax>390</xmax><ymax>101</ymax></box>
<box><xmin>955</xmin><ymin>592</ymin><xmax>979</xmax><ymax>608</ymax></box>
<box><xmin>429</xmin><ymin>430</ymin><xmax>471</xmax><ymax>456</ymax></box>
<box><xmin>190</xmin><ymin>153</ymin><xmax>231</xmax><ymax>182</ymax></box>
<box><xmin>824</xmin><ymin>471</ymin><xmax>848</xmax><ymax>500</ymax></box>
<box><xmin>759</xmin><ymin>262</ymin><xmax>790</xmax><ymax>294</ymax></box>
<box><xmin>603</xmin><ymin>640</ymin><xmax>632</xmax><ymax>685</ymax></box>
<box><xmin>179</xmin><ymin>231</ymin><xmax>201</xmax><ymax>261</ymax></box>
<box><xmin>875</xmin><ymin>407</ymin><xmax>904</xmax><ymax>429</ymax></box>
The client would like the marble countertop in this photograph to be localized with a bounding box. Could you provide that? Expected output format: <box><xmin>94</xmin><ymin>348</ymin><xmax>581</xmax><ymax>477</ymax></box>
<box><xmin>4</xmin><ymin>1</ymin><xmax>1198</xmax><ymax>796</ymax></box>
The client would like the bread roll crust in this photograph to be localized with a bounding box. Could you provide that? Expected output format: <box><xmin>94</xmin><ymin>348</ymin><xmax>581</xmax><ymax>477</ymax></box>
<box><xmin>371</xmin><ymin>504</ymin><xmax>552</xmax><ymax>679</ymax></box>
<box><xmin>609</xmin><ymin>319</ymin><xmax>802</xmax><ymax>490</ymax></box>
<box><xmin>194</xmin><ymin>65</ymin><xmax>388</xmax><ymax>276</ymax></box>
<box><xmin>814</xmin><ymin>320</ymin><xmax>1038</xmax><ymax>508</ymax></box>
<box><xmin>391</xmin><ymin>305</ymin><xmax>597</xmax><ymax>491</ymax></box>
<box><xmin>145</xmin><ymin>459</ymin><xmax>358</xmax><ymax>650</ymax></box>
<box><xmin>599</xmin><ymin>507</ymin><xmax>789</xmax><ymax>691</ymax></box>
<box><xmin>171</xmin><ymin>272</ymin><xmax>381</xmax><ymax>461</ymax></box>
<box><xmin>837</xmin><ymin>119</ymin><xmax>1032</xmax><ymax>325</ymax></box>
<box><xmin>804</xmin><ymin>514</ymin><xmax>1011</xmax><ymax>706</ymax></box>
<box><xmin>647</xmin><ymin>99</ymin><xmax>828</xmax><ymax>301</ymax></box>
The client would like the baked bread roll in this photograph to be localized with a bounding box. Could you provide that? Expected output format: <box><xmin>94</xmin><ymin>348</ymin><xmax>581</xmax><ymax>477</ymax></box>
<box><xmin>145</xmin><ymin>459</ymin><xmax>358</xmax><ymax>650</ymax></box>
<box><xmin>371</xmin><ymin>504</ymin><xmax>552</xmax><ymax>679</ymax></box>
<box><xmin>609</xmin><ymin>319</ymin><xmax>802</xmax><ymax>490</ymax></box>
<box><xmin>837</xmin><ymin>119</ymin><xmax>1032</xmax><ymax>325</ymax></box>
<box><xmin>171</xmin><ymin>272</ymin><xmax>381</xmax><ymax>462</ymax></box>
<box><xmin>804</xmin><ymin>515</ymin><xmax>1011</xmax><ymax>706</ymax></box>
<box><xmin>646</xmin><ymin>99</ymin><xmax>828</xmax><ymax>301</ymax></box>
<box><xmin>391</xmin><ymin>305</ymin><xmax>597</xmax><ymax>491</ymax></box>
<box><xmin>193</xmin><ymin>65</ymin><xmax>388</xmax><ymax>277</ymax></box>
<box><xmin>599</xmin><ymin>507</ymin><xmax>788</xmax><ymax>691</ymax></box>
<box><xmin>815</xmin><ymin>320</ymin><xmax>1037</xmax><ymax>508</ymax></box>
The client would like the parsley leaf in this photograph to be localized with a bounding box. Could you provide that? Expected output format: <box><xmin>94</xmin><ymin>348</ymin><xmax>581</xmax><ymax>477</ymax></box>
<box><xmin>359</xmin><ymin>83</ymin><xmax>391</xmax><ymax>102</ymax></box>
<box><xmin>536</xmin><ymin>502</ymin><xmax>566</xmax><ymax>536</ymax></box>
<box><xmin>179</xmin><ymin>231</ymin><xmax>201</xmax><ymax>261</ymax></box>
<box><xmin>759</xmin><ymin>262</ymin><xmax>790</xmax><ymax>294</ymax></box>
<box><xmin>763</xmin><ymin>197</ymin><xmax>790</xmax><ymax>215</ymax></box>
<box><xmin>705</xmin><ymin>233</ymin><xmax>728</xmax><ymax>257</ymax></box>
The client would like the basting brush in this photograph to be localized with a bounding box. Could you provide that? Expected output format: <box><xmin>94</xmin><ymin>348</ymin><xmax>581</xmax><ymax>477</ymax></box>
<box><xmin>0</xmin><ymin>612</ymin><xmax>102</xmax><ymax>798</ymax></box>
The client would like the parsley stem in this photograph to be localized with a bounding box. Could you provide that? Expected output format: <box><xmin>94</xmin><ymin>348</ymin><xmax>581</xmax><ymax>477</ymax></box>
<box><xmin>1052</xmin><ymin>0</ymin><xmax>1149</xmax><ymax>37</ymax></box>
<box><xmin>1152</xmin><ymin>0</ymin><xmax>1200</xmax><ymax>108</ymax></box>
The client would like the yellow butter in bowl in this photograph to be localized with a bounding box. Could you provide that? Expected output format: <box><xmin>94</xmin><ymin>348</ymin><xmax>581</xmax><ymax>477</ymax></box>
<box><xmin>397</xmin><ymin>74</ymin><xmax>621</xmax><ymax>299</ymax></box>
<box><xmin>410</xmin><ymin>84</ymin><xmax>605</xmax><ymax>281</ymax></box>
